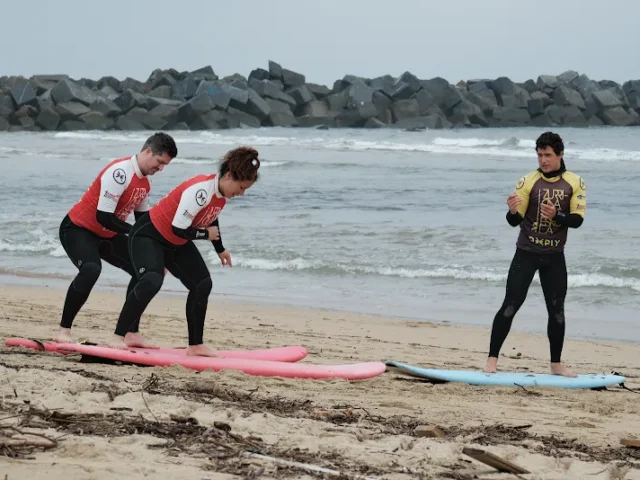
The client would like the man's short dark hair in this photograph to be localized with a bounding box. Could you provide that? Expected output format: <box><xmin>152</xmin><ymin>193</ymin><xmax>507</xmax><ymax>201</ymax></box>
<box><xmin>142</xmin><ymin>132</ymin><xmax>178</xmax><ymax>158</ymax></box>
<box><xmin>536</xmin><ymin>131</ymin><xmax>564</xmax><ymax>156</ymax></box>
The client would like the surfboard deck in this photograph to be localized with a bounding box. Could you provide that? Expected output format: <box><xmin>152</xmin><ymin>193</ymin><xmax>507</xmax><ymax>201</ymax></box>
<box><xmin>385</xmin><ymin>361</ymin><xmax>625</xmax><ymax>389</ymax></box>
<box><xmin>45</xmin><ymin>343</ymin><xmax>386</xmax><ymax>380</ymax></box>
<box><xmin>4</xmin><ymin>337</ymin><xmax>307</xmax><ymax>363</ymax></box>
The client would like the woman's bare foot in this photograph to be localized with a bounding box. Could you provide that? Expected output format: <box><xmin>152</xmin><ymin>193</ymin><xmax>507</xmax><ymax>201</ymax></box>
<box><xmin>550</xmin><ymin>362</ymin><xmax>578</xmax><ymax>377</ymax></box>
<box><xmin>104</xmin><ymin>335</ymin><xmax>129</xmax><ymax>350</ymax></box>
<box><xmin>124</xmin><ymin>332</ymin><xmax>158</xmax><ymax>349</ymax></box>
<box><xmin>52</xmin><ymin>328</ymin><xmax>75</xmax><ymax>344</ymax></box>
<box><xmin>186</xmin><ymin>344</ymin><xmax>222</xmax><ymax>358</ymax></box>
<box><xmin>484</xmin><ymin>357</ymin><xmax>498</xmax><ymax>373</ymax></box>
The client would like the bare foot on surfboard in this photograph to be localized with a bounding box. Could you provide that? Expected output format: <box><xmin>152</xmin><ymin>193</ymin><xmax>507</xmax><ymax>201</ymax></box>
<box><xmin>187</xmin><ymin>344</ymin><xmax>222</xmax><ymax>358</ymax></box>
<box><xmin>124</xmin><ymin>332</ymin><xmax>158</xmax><ymax>349</ymax></box>
<box><xmin>52</xmin><ymin>328</ymin><xmax>74</xmax><ymax>344</ymax></box>
<box><xmin>104</xmin><ymin>335</ymin><xmax>130</xmax><ymax>350</ymax></box>
<box><xmin>483</xmin><ymin>357</ymin><xmax>498</xmax><ymax>373</ymax></box>
<box><xmin>550</xmin><ymin>363</ymin><xmax>578</xmax><ymax>378</ymax></box>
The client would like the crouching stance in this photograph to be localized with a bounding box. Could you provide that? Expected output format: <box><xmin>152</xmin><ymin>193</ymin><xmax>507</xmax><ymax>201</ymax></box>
<box><xmin>110</xmin><ymin>146</ymin><xmax>260</xmax><ymax>354</ymax></box>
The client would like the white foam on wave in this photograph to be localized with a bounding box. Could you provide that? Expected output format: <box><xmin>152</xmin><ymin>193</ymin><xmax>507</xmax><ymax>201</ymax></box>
<box><xmin>53</xmin><ymin>131</ymin><xmax>301</xmax><ymax>147</ymax></box>
<box><xmin>206</xmin><ymin>254</ymin><xmax>640</xmax><ymax>291</ymax></box>
<box><xmin>427</xmin><ymin>137</ymin><xmax>640</xmax><ymax>161</ymax></box>
<box><xmin>0</xmin><ymin>145</ymin><xmax>80</xmax><ymax>159</ymax></box>
<box><xmin>433</xmin><ymin>136</ymin><xmax>536</xmax><ymax>148</ymax></box>
<box><xmin>368</xmin><ymin>265</ymin><xmax>506</xmax><ymax>281</ymax></box>
<box><xmin>216</xmin><ymin>255</ymin><xmax>321</xmax><ymax>271</ymax></box>
<box><xmin>0</xmin><ymin>229</ymin><xmax>66</xmax><ymax>257</ymax></box>
<box><xmin>2</xmin><ymin>237</ymin><xmax>638</xmax><ymax>292</ymax></box>
<box><xmin>169</xmin><ymin>158</ymin><xmax>211</xmax><ymax>165</ymax></box>
<box><xmin>54</xmin><ymin>132</ymin><xmax>151</xmax><ymax>143</ymax></box>
<box><xmin>52</xmin><ymin>131</ymin><xmax>640</xmax><ymax>162</ymax></box>
<box><xmin>568</xmin><ymin>273</ymin><xmax>640</xmax><ymax>291</ymax></box>
<box><xmin>370</xmin><ymin>266</ymin><xmax>640</xmax><ymax>291</ymax></box>
<box><xmin>172</xmin><ymin>158</ymin><xmax>289</xmax><ymax>167</ymax></box>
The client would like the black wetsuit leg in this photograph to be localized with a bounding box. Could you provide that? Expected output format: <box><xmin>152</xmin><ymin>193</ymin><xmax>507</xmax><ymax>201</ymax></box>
<box><xmin>101</xmin><ymin>231</ymin><xmax>139</xmax><ymax>332</ymax></box>
<box><xmin>488</xmin><ymin>248</ymin><xmax>538</xmax><ymax>358</ymax></box>
<box><xmin>113</xmin><ymin>213</ymin><xmax>212</xmax><ymax>345</ymax></box>
<box><xmin>59</xmin><ymin>215</ymin><xmax>102</xmax><ymax>329</ymax></box>
<box><xmin>538</xmin><ymin>252</ymin><xmax>567</xmax><ymax>363</ymax></box>
<box><xmin>165</xmin><ymin>241</ymin><xmax>212</xmax><ymax>346</ymax></box>
<box><xmin>59</xmin><ymin>215</ymin><xmax>136</xmax><ymax>329</ymax></box>
<box><xmin>113</xmin><ymin>214</ymin><xmax>166</xmax><ymax>337</ymax></box>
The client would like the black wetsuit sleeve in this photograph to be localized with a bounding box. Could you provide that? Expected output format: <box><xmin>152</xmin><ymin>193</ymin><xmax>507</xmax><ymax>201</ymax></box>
<box><xmin>170</xmin><ymin>219</ymin><xmax>225</xmax><ymax>249</ymax></box>
<box><xmin>554</xmin><ymin>211</ymin><xmax>584</xmax><ymax>228</ymax></box>
<box><xmin>172</xmin><ymin>225</ymin><xmax>209</xmax><ymax>240</ymax></box>
<box><xmin>134</xmin><ymin>211</ymin><xmax>147</xmax><ymax>221</ymax></box>
<box><xmin>506</xmin><ymin>211</ymin><xmax>523</xmax><ymax>227</ymax></box>
<box><xmin>210</xmin><ymin>218</ymin><xmax>225</xmax><ymax>254</ymax></box>
<box><xmin>96</xmin><ymin>210</ymin><xmax>132</xmax><ymax>234</ymax></box>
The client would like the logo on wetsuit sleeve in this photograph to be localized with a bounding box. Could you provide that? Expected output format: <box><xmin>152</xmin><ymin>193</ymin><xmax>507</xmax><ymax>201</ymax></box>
<box><xmin>103</xmin><ymin>191</ymin><xmax>119</xmax><ymax>201</ymax></box>
<box><xmin>113</xmin><ymin>168</ymin><xmax>127</xmax><ymax>185</ymax></box>
<box><xmin>579</xmin><ymin>177</ymin><xmax>586</xmax><ymax>190</ymax></box>
<box><xmin>195</xmin><ymin>189</ymin><xmax>207</xmax><ymax>206</ymax></box>
<box><xmin>516</xmin><ymin>177</ymin><xmax>525</xmax><ymax>190</ymax></box>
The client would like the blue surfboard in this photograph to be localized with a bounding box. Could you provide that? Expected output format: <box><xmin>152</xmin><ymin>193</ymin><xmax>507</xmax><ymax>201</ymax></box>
<box><xmin>385</xmin><ymin>361</ymin><xmax>625</xmax><ymax>389</ymax></box>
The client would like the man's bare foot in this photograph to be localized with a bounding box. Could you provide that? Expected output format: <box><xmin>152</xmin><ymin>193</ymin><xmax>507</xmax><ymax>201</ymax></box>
<box><xmin>104</xmin><ymin>335</ymin><xmax>129</xmax><ymax>350</ymax></box>
<box><xmin>187</xmin><ymin>344</ymin><xmax>222</xmax><ymax>358</ymax></box>
<box><xmin>550</xmin><ymin>362</ymin><xmax>578</xmax><ymax>377</ymax></box>
<box><xmin>52</xmin><ymin>328</ymin><xmax>75</xmax><ymax>344</ymax></box>
<box><xmin>124</xmin><ymin>332</ymin><xmax>158</xmax><ymax>349</ymax></box>
<box><xmin>484</xmin><ymin>357</ymin><xmax>498</xmax><ymax>373</ymax></box>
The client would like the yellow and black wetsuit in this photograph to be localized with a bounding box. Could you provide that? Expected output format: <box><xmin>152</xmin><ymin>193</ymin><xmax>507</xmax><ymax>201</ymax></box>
<box><xmin>488</xmin><ymin>160</ymin><xmax>586</xmax><ymax>363</ymax></box>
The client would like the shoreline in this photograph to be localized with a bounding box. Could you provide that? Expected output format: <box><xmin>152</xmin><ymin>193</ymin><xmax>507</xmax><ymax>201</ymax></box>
<box><xmin>0</xmin><ymin>279</ymin><xmax>636</xmax><ymax>362</ymax></box>
<box><xmin>0</xmin><ymin>269</ymin><xmax>637</xmax><ymax>347</ymax></box>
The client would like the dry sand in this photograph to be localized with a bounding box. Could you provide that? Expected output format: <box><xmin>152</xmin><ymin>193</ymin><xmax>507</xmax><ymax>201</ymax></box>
<box><xmin>0</xmin><ymin>284</ymin><xmax>638</xmax><ymax>479</ymax></box>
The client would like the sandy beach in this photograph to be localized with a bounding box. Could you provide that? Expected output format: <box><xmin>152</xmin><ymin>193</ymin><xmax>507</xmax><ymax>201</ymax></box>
<box><xmin>0</xmin><ymin>283</ymin><xmax>638</xmax><ymax>479</ymax></box>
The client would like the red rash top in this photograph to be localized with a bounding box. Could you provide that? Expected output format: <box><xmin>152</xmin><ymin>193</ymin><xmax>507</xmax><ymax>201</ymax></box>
<box><xmin>68</xmin><ymin>155</ymin><xmax>151</xmax><ymax>238</ymax></box>
<box><xmin>149</xmin><ymin>174</ymin><xmax>227</xmax><ymax>245</ymax></box>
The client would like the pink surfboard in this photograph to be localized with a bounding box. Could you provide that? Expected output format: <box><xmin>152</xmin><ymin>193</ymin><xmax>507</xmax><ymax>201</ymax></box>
<box><xmin>40</xmin><ymin>342</ymin><xmax>386</xmax><ymax>380</ymax></box>
<box><xmin>4</xmin><ymin>337</ymin><xmax>307</xmax><ymax>363</ymax></box>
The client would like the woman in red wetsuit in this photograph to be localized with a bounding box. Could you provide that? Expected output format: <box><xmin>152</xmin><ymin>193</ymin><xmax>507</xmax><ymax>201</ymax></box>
<box><xmin>110</xmin><ymin>146</ymin><xmax>260</xmax><ymax>355</ymax></box>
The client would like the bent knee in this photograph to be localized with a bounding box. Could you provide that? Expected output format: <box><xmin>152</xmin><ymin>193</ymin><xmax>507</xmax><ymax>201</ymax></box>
<box><xmin>73</xmin><ymin>262</ymin><xmax>102</xmax><ymax>293</ymax></box>
<box><xmin>194</xmin><ymin>276</ymin><xmax>212</xmax><ymax>297</ymax></box>
<box><xmin>552</xmin><ymin>312</ymin><xmax>565</xmax><ymax>325</ymax></box>
<box><xmin>135</xmin><ymin>271</ymin><xmax>164</xmax><ymax>299</ymax></box>
<box><xmin>500</xmin><ymin>303</ymin><xmax>521</xmax><ymax>319</ymax></box>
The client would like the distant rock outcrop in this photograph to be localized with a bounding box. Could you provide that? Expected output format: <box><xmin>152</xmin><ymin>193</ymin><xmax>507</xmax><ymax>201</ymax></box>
<box><xmin>1</xmin><ymin>63</ymin><xmax>639</xmax><ymax>132</ymax></box>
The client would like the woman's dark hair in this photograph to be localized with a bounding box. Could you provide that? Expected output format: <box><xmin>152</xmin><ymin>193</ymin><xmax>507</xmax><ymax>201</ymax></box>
<box><xmin>219</xmin><ymin>146</ymin><xmax>260</xmax><ymax>182</ymax></box>
<box><xmin>535</xmin><ymin>131</ymin><xmax>564</xmax><ymax>156</ymax></box>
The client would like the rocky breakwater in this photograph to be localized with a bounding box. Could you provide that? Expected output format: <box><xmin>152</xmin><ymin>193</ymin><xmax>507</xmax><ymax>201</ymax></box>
<box><xmin>1</xmin><ymin>61</ymin><xmax>639</xmax><ymax>132</ymax></box>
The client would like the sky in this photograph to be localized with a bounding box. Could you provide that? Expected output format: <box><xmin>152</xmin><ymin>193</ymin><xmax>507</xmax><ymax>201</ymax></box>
<box><xmin>2</xmin><ymin>0</ymin><xmax>639</xmax><ymax>87</ymax></box>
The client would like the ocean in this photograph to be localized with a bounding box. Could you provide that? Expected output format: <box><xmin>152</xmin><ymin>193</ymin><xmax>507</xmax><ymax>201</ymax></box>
<box><xmin>1</xmin><ymin>127</ymin><xmax>639</xmax><ymax>344</ymax></box>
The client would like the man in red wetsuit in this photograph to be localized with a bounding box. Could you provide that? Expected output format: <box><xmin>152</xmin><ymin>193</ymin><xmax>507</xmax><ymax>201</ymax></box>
<box><xmin>55</xmin><ymin>132</ymin><xmax>178</xmax><ymax>347</ymax></box>
<box><xmin>110</xmin><ymin>146</ymin><xmax>260</xmax><ymax>355</ymax></box>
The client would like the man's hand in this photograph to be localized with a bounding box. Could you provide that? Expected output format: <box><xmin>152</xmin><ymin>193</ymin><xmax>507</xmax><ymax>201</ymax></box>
<box><xmin>206</xmin><ymin>226</ymin><xmax>220</xmax><ymax>241</ymax></box>
<box><xmin>218</xmin><ymin>250</ymin><xmax>232</xmax><ymax>267</ymax></box>
<box><xmin>507</xmin><ymin>193</ymin><xmax>522</xmax><ymax>214</ymax></box>
<box><xmin>540</xmin><ymin>200</ymin><xmax>557</xmax><ymax>220</ymax></box>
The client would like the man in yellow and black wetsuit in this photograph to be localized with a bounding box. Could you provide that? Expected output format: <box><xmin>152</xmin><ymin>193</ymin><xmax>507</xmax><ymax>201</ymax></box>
<box><xmin>484</xmin><ymin>131</ymin><xmax>587</xmax><ymax>377</ymax></box>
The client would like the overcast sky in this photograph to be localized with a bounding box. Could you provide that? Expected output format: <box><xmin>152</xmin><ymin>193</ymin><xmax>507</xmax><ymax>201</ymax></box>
<box><xmin>3</xmin><ymin>0</ymin><xmax>639</xmax><ymax>87</ymax></box>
